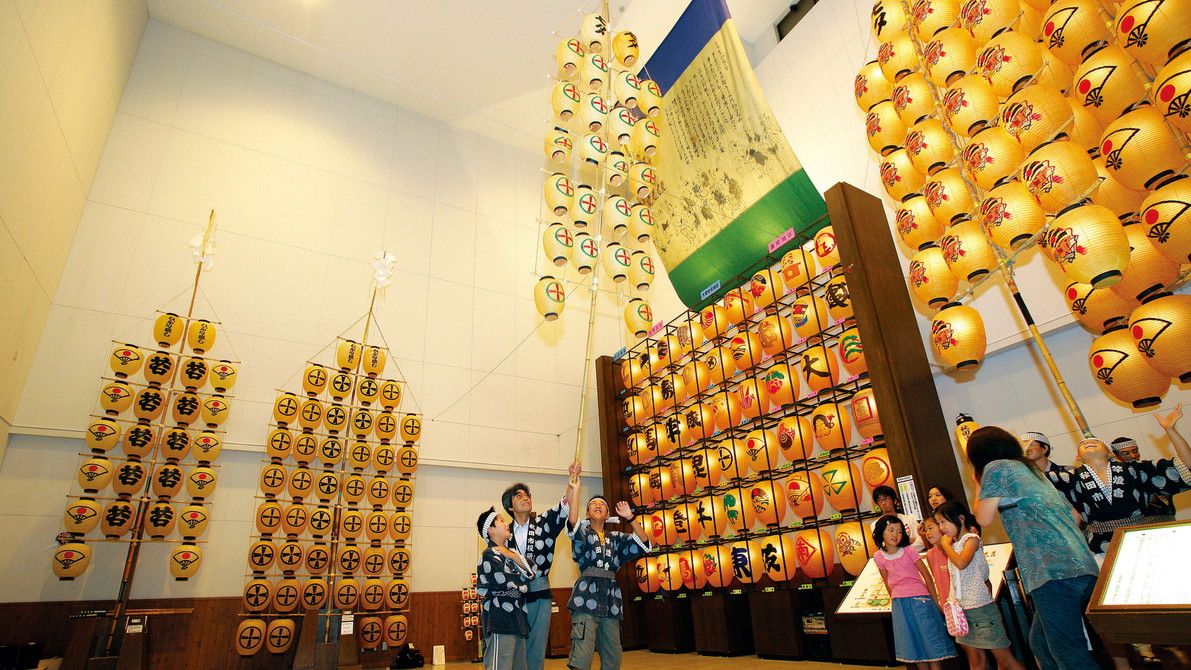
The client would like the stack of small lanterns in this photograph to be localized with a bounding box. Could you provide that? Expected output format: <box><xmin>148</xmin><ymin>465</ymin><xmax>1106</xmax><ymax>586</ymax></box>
<box><xmin>58</xmin><ymin>313</ymin><xmax>233</xmax><ymax>581</ymax></box>
<box><xmin>859</xmin><ymin>0</ymin><xmax>1191</xmax><ymax>403</ymax></box>
<box><xmin>236</xmin><ymin>339</ymin><xmax>419</xmax><ymax>657</ymax></box>
<box><xmin>535</xmin><ymin>13</ymin><xmax>662</xmax><ymax>339</ymax></box>
<box><xmin>618</xmin><ymin>240</ymin><xmax>893</xmax><ymax>593</ymax></box>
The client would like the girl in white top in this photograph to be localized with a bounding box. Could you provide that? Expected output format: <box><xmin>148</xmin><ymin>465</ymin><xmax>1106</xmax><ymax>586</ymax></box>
<box><xmin>934</xmin><ymin>501</ymin><xmax>1024</xmax><ymax>670</ymax></box>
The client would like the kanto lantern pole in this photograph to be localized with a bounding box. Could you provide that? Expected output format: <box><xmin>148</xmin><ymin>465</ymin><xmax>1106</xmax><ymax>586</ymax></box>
<box><xmin>997</xmin><ymin>261</ymin><xmax>1093</xmax><ymax>437</ymax></box>
<box><xmin>187</xmin><ymin>210</ymin><xmax>216</xmax><ymax>319</ymax></box>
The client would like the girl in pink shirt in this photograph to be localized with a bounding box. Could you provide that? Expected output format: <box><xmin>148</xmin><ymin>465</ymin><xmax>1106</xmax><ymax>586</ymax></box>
<box><xmin>874</xmin><ymin>515</ymin><xmax>956</xmax><ymax>668</ymax></box>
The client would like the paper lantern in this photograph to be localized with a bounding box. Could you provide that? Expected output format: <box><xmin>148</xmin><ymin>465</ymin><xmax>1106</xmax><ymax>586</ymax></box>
<box><xmin>579</xmin><ymin>12</ymin><xmax>606</xmax><ymax>51</ymax></box>
<box><xmin>724</xmin><ymin>541</ymin><xmax>766</xmax><ymax>584</ymax></box>
<box><xmin>762</xmin><ymin>362</ymin><xmax>799</xmax><ymax>409</ymax></box>
<box><xmin>939</xmin><ymin>219</ymin><xmax>998</xmax><ymax>283</ymax></box>
<box><xmin>893</xmin><ymin>73</ymin><xmax>937</xmax><ymax>127</ymax></box>
<box><xmin>625</xmin><ymin>298</ymin><xmax>653</xmax><ymax>338</ymax></box>
<box><xmin>556</xmin><ymin>37</ymin><xmax>583</xmax><ymax>76</ymax></box>
<box><xmin>612</xmin><ymin>71</ymin><xmax>641</xmax><ymax>112</ymax></box>
<box><xmin>784</xmin><ymin>469</ymin><xmax>826</xmax><ymax>519</ymax></box>
<box><xmin>663</xmin><ymin>503</ymin><xmax>695</xmax><ymax>546</ymax></box>
<box><xmin>152</xmin><ymin>313</ymin><xmax>183</xmax><ymax>347</ymax></box>
<box><xmin>897</xmin><ymin>196</ymin><xmax>946</xmax><ymax>254</ymax></box>
<box><xmin>867</xmin><ymin>101</ymin><xmax>910</xmax><ymax>157</ymax></box>
<box><xmin>192</xmin><ymin>432</ymin><xmax>222</xmax><ymax>467</ymax></box>
<box><xmin>872</xmin><ymin>0</ymin><xmax>912</xmax><ymax>41</ymax></box>
<box><xmin>702</xmin><ymin>544</ymin><xmax>737</xmax><ymax>588</ymax></box>
<box><xmin>908</xmin><ymin>245</ymin><xmax>960</xmax><ymax>308</ymax></box>
<box><xmin>737</xmin><ymin>377</ymin><xmax>771</xmax><ymax>423</ymax></box>
<box><xmin>1073</xmin><ymin>45</ymin><xmax>1150</xmax><ymax>128</ymax></box>
<box><xmin>388</xmin><ymin>545</ymin><xmax>412</xmax><ymax>574</ymax></box>
<box><xmin>579</xmin><ymin>52</ymin><xmax>608</xmax><ymax>93</ymax></box>
<box><xmin>235</xmin><ymin>619</ymin><xmax>266</xmax><ymax>656</ymax></box>
<box><xmin>976</xmin><ymin>30</ymin><xmax>1044</xmax><ymax>96</ymax></box>
<box><xmin>801</xmin><ymin>344</ymin><xmax>841</xmax><ymax>394</ymax></box>
<box><xmin>99</xmin><ymin>381</ymin><xmax>133</xmax><ymax>416</ymax></box>
<box><xmin>333</xmin><ymin>577</ymin><xmax>360</xmax><ymax>611</ymax></box>
<box><xmin>814</xmin><ymin>226</ymin><xmax>841</xmax><ymax>269</ymax></box>
<box><xmin>176</xmin><ymin>356</ymin><xmax>208</xmax><ymax>391</ymax></box>
<box><xmin>811</xmin><ymin>402</ymin><xmax>853</xmax><ymax>452</ymax></box>
<box><xmin>903</xmin><ymin>118</ymin><xmax>955</xmax><ymax>178</ymax></box>
<box><xmin>879</xmin><ymin>32</ymin><xmax>921</xmax><ymax>84</ymax></box>
<box><xmin>627</xmin><ymin>250</ymin><xmax>654</xmax><ymax>291</ymax></box>
<box><xmin>107</xmin><ymin>344</ymin><xmax>143</xmax><ymax>380</ymax></box>
<box><xmin>942</xmin><ymin>75</ymin><xmax>1000</xmax><ymax>137</ymax></box>
<box><xmin>1153</xmin><ymin>50</ymin><xmax>1191</xmax><ymax>133</ymax></box>
<box><xmin>170</xmin><ymin>543</ymin><xmax>202</xmax><ymax>580</ymax></box>
<box><xmin>688</xmin><ymin>449</ymin><xmax>718</xmax><ymax>491</ymax></box>
<box><xmin>633</xmin><ymin>556</ymin><xmax>660</xmax><ymax>594</ymax></box>
<box><xmin>84</xmin><ymin>417</ymin><xmax>120</xmax><ymax>453</ymax></box>
<box><xmin>681</xmin><ymin>358</ymin><xmax>712</xmax><ymax>396</ymax></box>
<box><xmin>299</xmin><ymin>576</ymin><xmax>329</xmax><ymax>610</ymax></box>
<box><xmin>256</xmin><ymin>501</ymin><xmax>282</xmax><ymax>536</ymax></box>
<box><xmin>740</xmin><ymin>428</ymin><xmax>779</xmax><ymax>474</ymax></box>
<box><xmin>776</xmin><ymin>414</ymin><xmax>815</xmax><ymax>463</ymax></box>
<box><xmin>790</xmin><ymin>293</ymin><xmax>830</xmax><ymax>340</ymax></box>
<box><xmin>209</xmin><ymin>360</ymin><xmax>237</xmax><ymax>392</ymax></box>
<box><xmin>924</xmin><ymin>28</ymin><xmax>979</xmax><ymax>87</ymax></box>
<box><xmin>821</xmin><ymin>459</ymin><xmax>865</xmax><ymax>511</ymax></box>
<box><xmin>604</xmin><ymin>195</ymin><xmax>632</xmax><ymax>234</ymax></box>
<box><xmin>780</xmin><ymin>247</ymin><xmax>816</xmax><ymax>292</ymax></box>
<box><xmin>578</xmin><ymin>94</ymin><xmax>609</xmax><ymax>134</ymax></box>
<box><xmin>977</xmin><ymin>181</ymin><xmax>1046</xmax><ymax>251</ymax></box>
<box><xmin>76</xmin><ymin>457</ymin><xmax>113</xmax><ymax>494</ymax></box>
<box><xmin>684</xmin><ymin>495</ymin><xmax>717</xmax><ymax>540</ymax></box>
<box><xmin>296</xmin><ymin>398</ymin><xmax>324</xmax><ymax>432</ymax></box>
<box><xmin>383</xmin><ymin>615</ymin><xmax>409</xmax><ymax>648</ymax></box>
<box><xmin>603</xmin><ymin>242</ymin><xmax>631</xmax><ymax>283</ymax></box>
<box><xmin>1066</xmin><ymin>281</ymin><xmax>1138</xmax><ymax>333</ymax></box>
<box><xmin>200</xmin><ymin>395</ymin><xmax>229</xmax><ymax>428</ymax></box>
<box><xmin>577</xmin><ymin>134</ymin><xmax>608</xmax><ymax>165</ymax></box>
<box><xmin>544</xmin><ymin>173</ymin><xmax>574</xmax><ymax>216</ymax></box>
<box><xmin>727</xmin><ymin>330</ymin><xmax>764</xmax><ymax>374</ymax></box>
<box><xmin>861</xmin><ymin>447</ymin><xmax>894</xmax><ymax>490</ymax></box>
<box><xmin>1112</xmin><ymin>223</ymin><xmax>1180</xmax><ymax>302</ymax></box>
<box><xmin>571</xmin><ymin>184</ymin><xmax>598</xmax><ymax>228</ymax></box>
<box><xmin>1130</xmin><ymin>292</ymin><xmax>1191</xmax><ymax>382</ymax></box>
<box><xmin>757</xmin><ymin>314</ymin><xmax>793</xmax><ymax>359</ymax></box>
<box><xmin>1092</xmin><ymin>158</ymin><xmax>1146</xmax><ymax>224</ymax></box>
<box><xmin>825</xmin><ymin>275</ymin><xmax>854</xmax><ymax>323</ymax></box>
<box><xmin>629</xmin><ymin>204</ymin><xmax>655</xmax><ymax>244</ymax></box>
<box><xmin>749</xmin><ymin>268</ymin><xmax>783</xmax><ymax>310</ymax></box>
<box><xmin>1043</xmin><ymin>0</ymin><xmax>1112</xmax><ymax>65</ymax></box>
<box><xmin>63</xmin><ymin>498</ymin><xmax>101</xmax><ymax>534</ymax></box>
<box><xmin>1115</xmin><ymin>0</ymin><xmax>1191</xmax><ymax>68</ymax></box>
<box><xmin>674</xmin><ymin>550</ymin><xmax>709</xmax><ymax>590</ymax></box>
<box><xmin>358</xmin><ymin>616</ymin><xmax>385</xmax><ymax>649</ymax></box>
<box><xmin>259</xmin><ymin>463</ymin><xmax>286</xmax><ymax>497</ymax></box>
<box><xmin>715</xmin><ymin>439</ymin><xmax>749</xmax><ymax>481</ymax></box>
<box><xmin>1065</xmin><ymin>98</ymin><xmax>1105</xmax><ymax>154</ymax></box>
<box><xmin>628</xmin><ymin>162</ymin><xmax>657</xmax><ymax>199</ymax></box>
<box><xmin>185</xmin><ymin>319</ymin><xmax>215</xmax><ymax>354</ymax></box>
<box><xmin>264</xmin><ymin>619</ymin><xmax>296</xmax><ymax>655</ymax></box>
<box><xmin>551</xmin><ymin>81</ymin><xmax>580</xmax><ymax>122</ymax></box>
<box><xmin>923</xmin><ymin>168</ymin><xmax>975</xmax><ymax>225</ymax></box>
<box><xmin>1100</xmin><ymin>105</ymin><xmax>1187</xmax><ymax>191</ymax></box>
<box><xmin>281</xmin><ymin>502</ymin><xmax>309</xmax><ymax>536</ymax></box>
<box><xmin>1000</xmin><ymin>84</ymin><xmax>1074</xmax><ymax>153</ymax></box>
<box><xmin>542</xmin><ymin>223</ymin><xmax>574</xmax><ymax>267</ymax></box>
<box><xmin>637</xmin><ymin>79</ymin><xmax>663</xmax><ymax>117</ymax></box>
<box><xmin>400</xmin><ymin>414</ymin><xmax>422</xmax><ymax>443</ymax></box>
<box><xmin>705</xmin><ymin>345</ymin><xmax>735</xmax><ymax>386</ymax></box>
<box><xmin>720</xmin><ymin>487</ymin><xmax>752</xmax><ymax>534</ymax></box>
<box><xmin>961</xmin><ymin>126</ymin><xmax>1024</xmax><ymax>192</ymax></box>
<box><xmin>328</xmin><ymin>371</ymin><xmax>354</xmax><ymax>402</ymax></box>
<box><xmin>1091</xmin><ymin>323</ymin><xmax>1172</xmax><ymax>407</ymax></box>
<box><xmin>931</xmin><ymin>302</ymin><xmax>987</xmax><ymax>369</ymax></box>
<box><xmin>1140</xmin><ymin>176</ymin><xmax>1191</xmax><ymax>263</ymax></box>
<box><xmin>836</xmin><ymin>522</ymin><xmax>879</xmax><ymax>576</ymax></box>
<box><xmin>534</xmin><ymin>276</ymin><xmax>565</xmax><ymax>322</ymax></box>
<box><xmin>911</xmin><ymin>0</ymin><xmax>963</xmax><ymax>41</ymax></box>
<box><xmin>247</xmin><ymin>540</ymin><xmax>277</xmax><ymax>574</ymax></box>
<box><xmin>1020</xmin><ymin>140</ymin><xmax>1100</xmax><ymax>214</ymax></box>
<box><xmin>707</xmin><ymin>389</ymin><xmax>742</xmax><ymax>432</ymax></box>
<box><xmin>120</xmin><ymin>424</ymin><xmax>154</xmax><ymax>459</ymax></box>
<box><xmin>795</xmin><ymin>528</ymin><xmax>836</xmax><ymax>579</ymax></box>
<box><xmin>856</xmin><ymin>60</ymin><xmax>894</xmax><ymax>112</ymax></box>
<box><xmin>959</xmin><ymin>0</ymin><xmax>1025</xmax><ymax>42</ymax></box>
<box><xmin>1042</xmin><ymin>203</ymin><xmax>1130</xmax><ymax>286</ymax></box>
<box><xmin>100</xmin><ymin>500</ymin><xmax>135</xmax><ymax>538</ymax></box>
<box><xmin>851</xmin><ymin>388</ymin><xmax>884</xmax><ymax>439</ymax></box>
<box><xmin>1038</xmin><ymin>46</ymin><xmax>1076</xmax><ymax>93</ymax></box>
<box><xmin>544</xmin><ymin>127</ymin><xmax>572</xmax><ymax>163</ymax></box>
<box><xmin>630</xmin><ymin>118</ymin><xmax>660</xmax><ymax>159</ymax></box>
<box><xmin>146</xmin><ymin>501</ymin><xmax>176</xmax><ymax>539</ymax></box>
<box><xmin>143</xmin><ymin>350</ymin><xmax>175</xmax><ymax>387</ymax></box>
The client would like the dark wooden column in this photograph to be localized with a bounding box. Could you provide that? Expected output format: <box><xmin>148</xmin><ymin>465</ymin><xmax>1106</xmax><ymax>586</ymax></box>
<box><xmin>826</xmin><ymin>182</ymin><xmax>965</xmax><ymax>509</ymax></box>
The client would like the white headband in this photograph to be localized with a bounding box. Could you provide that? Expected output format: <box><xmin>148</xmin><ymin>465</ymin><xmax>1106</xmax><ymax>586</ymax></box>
<box><xmin>1020</xmin><ymin>431</ymin><xmax>1048</xmax><ymax>446</ymax></box>
<box><xmin>1111</xmin><ymin>439</ymin><xmax>1138</xmax><ymax>452</ymax></box>
<box><xmin>480</xmin><ymin>511</ymin><xmax>498</xmax><ymax>541</ymax></box>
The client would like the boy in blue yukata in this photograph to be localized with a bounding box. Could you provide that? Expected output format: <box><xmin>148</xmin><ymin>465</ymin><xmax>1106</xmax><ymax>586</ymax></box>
<box><xmin>564</xmin><ymin>481</ymin><xmax>650</xmax><ymax>670</ymax></box>
<box><xmin>475</xmin><ymin>507</ymin><xmax>534</xmax><ymax>670</ymax></box>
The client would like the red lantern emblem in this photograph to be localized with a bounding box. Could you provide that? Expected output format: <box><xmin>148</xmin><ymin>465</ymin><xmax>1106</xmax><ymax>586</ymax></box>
<box><xmin>931</xmin><ymin>319</ymin><xmax>959</xmax><ymax>350</ymax></box>
<box><xmin>909</xmin><ymin>259</ymin><xmax>929</xmax><ymax>287</ymax></box>
<box><xmin>1040</xmin><ymin>226</ymin><xmax>1088</xmax><ymax>270</ymax></box>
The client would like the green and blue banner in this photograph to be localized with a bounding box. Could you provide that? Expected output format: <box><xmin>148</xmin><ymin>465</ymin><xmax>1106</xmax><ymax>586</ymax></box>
<box><xmin>641</xmin><ymin>0</ymin><xmax>828</xmax><ymax>309</ymax></box>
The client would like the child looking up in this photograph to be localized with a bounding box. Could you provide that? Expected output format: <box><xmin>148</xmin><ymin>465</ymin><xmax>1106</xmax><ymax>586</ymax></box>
<box><xmin>475</xmin><ymin>507</ymin><xmax>534</xmax><ymax>670</ymax></box>
<box><xmin>874</xmin><ymin>515</ymin><xmax>956</xmax><ymax>669</ymax></box>
<box><xmin>934</xmin><ymin>501</ymin><xmax>1024</xmax><ymax>670</ymax></box>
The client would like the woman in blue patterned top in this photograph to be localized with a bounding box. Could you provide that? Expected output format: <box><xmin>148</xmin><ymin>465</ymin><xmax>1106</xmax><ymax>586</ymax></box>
<box><xmin>564</xmin><ymin>485</ymin><xmax>650</xmax><ymax>670</ymax></box>
<box><xmin>967</xmin><ymin>426</ymin><xmax>1100</xmax><ymax>670</ymax></box>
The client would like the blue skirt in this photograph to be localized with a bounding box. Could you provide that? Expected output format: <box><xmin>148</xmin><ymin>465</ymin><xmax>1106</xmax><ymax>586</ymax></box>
<box><xmin>891</xmin><ymin>596</ymin><xmax>957</xmax><ymax>663</ymax></box>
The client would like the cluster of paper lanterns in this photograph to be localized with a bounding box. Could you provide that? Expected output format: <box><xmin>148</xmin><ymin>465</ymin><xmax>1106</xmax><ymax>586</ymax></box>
<box><xmin>618</xmin><ymin>244</ymin><xmax>897</xmax><ymax>591</ymax></box>
<box><xmin>57</xmin><ymin>313</ymin><xmax>234</xmax><ymax>582</ymax></box>
<box><xmin>459</xmin><ymin>582</ymin><xmax>480</xmax><ymax>643</ymax></box>
<box><xmin>861</xmin><ymin>0</ymin><xmax>1191</xmax><ymax>388</ymax></box>
<box><xmin>536</xmin><ymin>13</ymin><xmax>661</xmax><ymax>338</ymax></box>
<box><xmin>237</xmin><ymin>339</ymin><xmax>417</xmax><ymax>656</ymax></box>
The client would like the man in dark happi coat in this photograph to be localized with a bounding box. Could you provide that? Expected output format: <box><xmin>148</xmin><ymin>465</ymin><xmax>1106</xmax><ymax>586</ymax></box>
<box><xmin>564</xmin><ymin>484</ymin><xmax>650</xmax><ymax>670</ymax></box>
<box><xmin>501</xmin><ymin>462</ymin><xmax>582</xmax><ymax>670</ymax></box>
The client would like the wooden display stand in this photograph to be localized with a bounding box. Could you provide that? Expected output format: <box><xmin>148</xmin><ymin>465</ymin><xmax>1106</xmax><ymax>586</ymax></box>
<box><xmin>546</xmin><ymin>599</ymin><xmax>572</xmax><ymax>658</ymax></box>
<box><xmin>748</xmin><ymin>589</ymin><xmax>802</xmax><ymax>659</ymax></box>
<box><xmin>642</xmin><ymin>597</ymin><xmax>695</xmax><ymax>653</ymax></box>
<box><xmin>691</xmin><ymin>592</ymin><xmax>752</xmax><ymax>656</ymax></box>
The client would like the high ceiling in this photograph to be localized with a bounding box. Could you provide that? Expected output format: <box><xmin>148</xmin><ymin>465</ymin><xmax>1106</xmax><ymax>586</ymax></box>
<box><xmin>146</xmin><ymin>0</ymin><xmax>794</xmax><ymax>153</ymax></box>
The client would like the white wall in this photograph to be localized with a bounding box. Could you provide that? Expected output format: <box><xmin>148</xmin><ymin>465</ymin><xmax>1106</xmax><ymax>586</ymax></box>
<box><xmin>2</xmin><ymin>19</ymin><xmax>649</xmax><ymax>600</ymax></box>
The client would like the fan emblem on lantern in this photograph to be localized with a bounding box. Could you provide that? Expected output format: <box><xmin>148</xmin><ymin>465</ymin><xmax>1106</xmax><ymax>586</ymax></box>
<box><xmin>1043</xmin><ymin>6</ymin><xmax>1078</xmax><ymax>51</ymax></box>
<box><xmin>1117</xmin><ymin>3</ymin><xmax>1157</xmax><ymax>52</ymax></box>
<box><xmin>1040</xmin><ymin>226</ymin><xmax>1087</xmax><ymax>271</ymax></box>
<box><xmin>1132</xmin><ymin>317</ymin><xmax>1172</xmax><ymax>359</ymax></box>
<box><xmin>1144</xmin><ymin>199</ymin><xmax>1188</xmax><ymax>246</ymax></box>
<box><xmin>1100</xmin><ymin>126</ymin><xmax>1138</xmax><ymax>172</ymax></box>
<box><xmin>1021</xmin><ymin>159</ymin><xmax>1062</xmax><ymax>196</ymax></box>
<box><xmin>931</xmin><ymin>320</ymin><xmax>959</xmax><ymax>351</ymax></box>
<box><xmin>1091</xmin><ymin>348</ymin><xmax>1129</xmax><ymax>385</ymax></box>
<box><xmin>1075</xmin><ymin>65</ymin><xmax>1116</xmax><ymax>109</ymax></box>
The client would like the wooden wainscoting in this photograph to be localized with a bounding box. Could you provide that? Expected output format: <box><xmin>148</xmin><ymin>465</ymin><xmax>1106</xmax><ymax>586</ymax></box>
<box><xmin>0</xmin><ymin>588</ymin><xmax>576</xmax><ymax>669</ymax></box>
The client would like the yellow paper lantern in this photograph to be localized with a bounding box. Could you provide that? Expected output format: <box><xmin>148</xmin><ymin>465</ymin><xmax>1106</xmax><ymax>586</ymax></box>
<box><xmin>152</xmin><ymin>312</ymin><xmax>183</xmax><ymax>348</ymax></box>
<box><xmin>873</xmin><ymin>0</ymin><xmax>913</xmax><ymax>41</ymax></box>
<box><xmin>142</xmin><ymin>350</ymin><xmax>175</xmax><ymax>387</ymax></box>
<box><xmin>838</xmin><ymin>328</ymin><xmax>868</xmax><ymax>378</ymax></box>
<box><xmin>1072</xmin><ymin>45</ymin><xmax>1150</xmax><ymax>127</ymax></box>
<box><xmin>121</xmin><ymin>424</ymin><xmax>156</xmax><ymax>459</ymax></box>
<box><xmin>383</xmin><ymin>615</ymin><xmax>409</xmax><ymax>648</ymax></box>
<box><xmin>931</xmin><ymin>302</ymin><xmax>987</xmax><ymax>369</ymax></box>
<box><xmin>727</xmin><ymin>330</ymin><xmax>764</xmax><ymax>374</ymax></box>
<box><xmin>939</xmin><ymin>219</ymin><xmax>998</xmax><ymax>282</ymax></box>
<box><xmin>861</xmin><ymin>447</ymin><xmax>895</xmax><ymax>490</ymax></box>
<box><xmin>580</xmin><ymin>13</ymin><xmax>607</xmax><ymax>51</ymax></box>
<box><xmin>170</xmin><ymin>543</ymin><xmax>202</xmax><ymax>580</ymax></box>
<box><xmin>266</xmin><ymin>618</ymin><xmax>296</xmax><ymax>654</ymax></box>
<box><xmin>1153</xmin><ymin>50</ymin><xmax>1191</xmax><ymax>133</ymax></box>
<box><xmin>100</xmin><ymin>500</ymin><xmax>135</xmax><ymax>538</ymax></box>
<box><xmin>722</xmin><ymin>288</ymin><xmax>755</xmax><ymax>326</ymax></box>
<box><xmin>701</xmin><ymin>544</ymin><xmax>737</xmax><ymax>588</ymax></box>
<box><xmin>905</xmin><ymin>118</ymin><xmax>957</xmax><ymax>177</ymax></box>
<box><xmin>628</xmin><ymin>162</ymin><xmax>658</xmax><ymax>199</ymax></box>
<box><xmin>186</xmin><ymin>319</ymin><xmax>216</xmax><ymax>354</ymax></box>
<box><xmin>836</xmin><ymin>522</ymin><xmax>879</xmax><ymax>576</ymax></box>
<box><xmin>1100</xmin><ymin>105</ymin><xmax>1188</xmax><ymax>191</ymax></box>
<box><xmin>187</xmin><ymin>464</ymin><xmax>217</xmax><ymax>499</ymax></box>
<box><xmin>780</xmin><ymin>247</ymin><xmax>816</xmax><ymax>293</ymax></box>
<box><xmin>1066</xmin><ymin>281</ymin><xmax>1139</xmax><ymax>333</ymax></box>
<box><xmin>801</xmin><ymin>344</ymin><xmax>841</xmax><ymax>394</ymax></box>
<box><xmin>748</xmin><ymin>268</ymin><xmax>783</xmax><ymax>310</ymax></box>
<box><xmin>715</xmin><ymin>438</ymin><xmax>749</xmax><ymax>481</ymax></box>
<box><xmin>790</xmin><ymin>293</ymin><xmax>830</xmax><ymax>340</ymax></box>
<box><xmin>1042</xmin><ymin>0</ymin><xmax>1112</xmax><ymax>65</ymax></box>
<box><xmin>1001</xmin><ymin>84</ymin><xmax>1075</xmax><ymax>153</ymax></box>
<box><xmin>815</xmin><ymin>226</ymin><xmax>842</xmax><ymax>269</ymax></box>
<box><xmin>200</xmin><ymin>395</ymin><xmax>229</xmax><ymax>428</ymax></box>
<box><xmin>911</xmin><ymin>0</ymin><xmax>963</xmax><ymax>41</ymax></box>
<box><xmin>1112</xmin><ymin>223</ymin><xmax>1180</xmax><ymax>302</ymax></box>
<box><xmin>1092</xmin><ymin>157</ymin><xmax>1147</xmax><ymax>223</ymax></box>
<box><xmin>909</xmin><ymin>245</ymin><xmax>960</xmax><ymax>308</ymax></box>
<box><xmin>976</xmin><ymin>29</ymin><xmax>1044</xmax><ymax>96</ymax></box>
<box><xmin>1114</xmin><ymin>0</ymin><xmax>1191</xmax><ymax>69</ymax></box>
<box><xmin>579</xmin><ymin>52</ymin><xmax>609</xmax><ymax>93</ymax></box>
<box><xmin>637</xmin><ymin>79</ymin><xmax>663</xmax><ymax>117</ymax></box>
<box><xmin>146</xmin><ymin>501</ymin><xmax>176</xmax><ymax>539</ymax></box>
<box><xmin>534</xmin><ymin>276</ymin><xmax>565</xmax><ymax>322</ymax></box>
<box><xmin>1091</xmin><ymin>323</ymin><xmax>1173</xmax><ymax>407</ymax></box>
<box><xmin>629</xmin><ymin>204</ymin><xmax>655</xmax><ymax>244</ymax></box>
<box><xmin>867</xmin><ymin>101</ymin><xmax>910</xmax><ymax>157</ymax></box>
<box><xmin>399</xmin><ymin>414</ymin><xmax>422</xmax><ymax>443</ymax></box>
<box><xmin>978</xmin><ymin>181</ymin><xmax>1046</xmax><ymax>251</ymax></box>
<box><xmin>811</xmin><ymin>402</ymin><xmax>853</xmax><ymax>451</ymax></box>
<box><xmin>923</xmin><ymin>167</ymin><xmax>975</xmax><ymax>225</ymax></box>
<box><xmin>84</xmin><ymin>417</ymin><xmax>120</xmax><ymax>453</ymax></box>
<box><xmin>603</xmin><ymin>241</ymin><xmax>631</xmax><ymax>283</ymax></box>
<box><xmin>737</xmin><ymin>377</ymin><xmax>771</xmax><ymax>423</ymax></box>
<box><xmin>960</xmin><ymin>0</ymin><xmax>1025</xmax><ymax>42</ymax></box>
<box><xmin>99</xmin><ymin>381</ymin><xmax>133</xmax><ymax>416</ymax></box>
<box><xmin>1020</xmin><ymin>140</ymin><xmax>1100</xmax><ymax>214</ymax></box>
<box><xmin>63</xmin><ymin>498</ymin><xmax>101</xmax><ymax>535</ymax></box>
<box><xmin>544</xmin><ymin>127</ymin><xmax>571</xmax><ymax>163</ymax></box>
<box><xmin>892</xmin><ymin>73</ymin><xmax>937</xmax><ymax>127</ymax></box>
<box><xmin>723</xmin><ymin>540</ymin><xmax>765</xmax><ymax>584</ymax></box>
<box><xmin>896</xmin><ymin>194</ymin><xmax>946</xmax><ymax>251</ymax></box>
<box><xmin>856</xmin><ymin>60</ymin><xmax>895</xmax><ymax>112</ymax></box>
<box><xmin>942</xmin><ymin>75</ymin><xmax>1000</xmax><ymax>137</ymax></box>
<box><xmin>821</xmin><ymin>459</ymin><xmax>865</xmax><ymax>511</ymax></box>
<box><xmin>1130</xmin><ymin>292</ymin><xmax>1191</xmax><ymax>382</ymax></box>
<box><xmin>795</xmin><ymin>528</ymin><xmax>836</xmax><ymax>579</ymax></box>
<box><xmin>923</xmin><ymin>28</ymin><xmax>979</xmax><ymax>87</ymax></box>
<box><xmin>1043</xmin><ymin>203</ymin><xmax>1131</xmax><ymax>286</ymax></box>
<box><xmin>1038</xmin><ymin>46</ymin><xmax>1076</xmax><ymax>93</ymax></box>
<box><xmin>757</xmin><ymin>315</ymin><xmax>793</xmax><ymax>360</ymax></box>
<box><xmin>544</xmin><ymin>173</ymin><xmax>573</xmax><ymax>216</ymax></box>
<box><xmin>109</xmin><ymin>343</ymin><xmax>143</xmax><ymax>379</ymax></box>
<box><xmin>625</xmin><ymin>298</ymin><xmax>653</xmax><ymax>338</ymax></box>
<box><xmin>542</xmin><ymin>223</ymin><xmax>574</xmax><ymax>267</ymax></box>
<box><xmin>851</xmin><ymin>388</ymin><xmax>885</xmax><ymax>439</ymax></box>
<box><xmin>785</xmin><ymin>469</ymin><xmax>826</xmax><ymax>519</ymax></box>
<box><xmin>776</xmin><ymin>414</ymin><xmax>815</xmax><ymax>463</ymax></box>
<box><xmin>1139</xmin><ymin>175</ymin><xmax>1191</xmax><ymax>263</ymax></box>
<box><xmin>879</xmin><ymin>33</ymin><xmax>921</xmax><ymax>83</ymax></box>
<box><xmin>556</xmin><ymin>38</ymin><xmax>584</xmax><ymax>77</ymax></box>
<box><xmin>571</xmin><ymin>184</ymin><xmax>598</xmax><ymax>228</ymax></box>
<box><xmin>762</xmin><ymin>362</ymin><xmax>799</xmax><ymax>409</ymax></box>
<box><xmin>1065</xmin><ymin>97</ymin><xmax>1105</xmax><ymax>154</ymax></box>
<box><xmin>961</xmin><ymin>126</ymin><xmax>1025</xmax><ymax>191</ymax></box>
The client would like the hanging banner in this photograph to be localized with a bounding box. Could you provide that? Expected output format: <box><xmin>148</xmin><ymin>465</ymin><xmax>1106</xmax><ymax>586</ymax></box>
<box><xmin>641</xmin><ymin>0</ymin><xmax>828</xmax><ymax>309</ymax></box>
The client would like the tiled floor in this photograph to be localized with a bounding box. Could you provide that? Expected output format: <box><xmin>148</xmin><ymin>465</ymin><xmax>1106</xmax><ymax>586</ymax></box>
<box><xmin>541</xmin><ymin>649</ymin><xmax>900</xmax><ymax>669</ymax></box>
